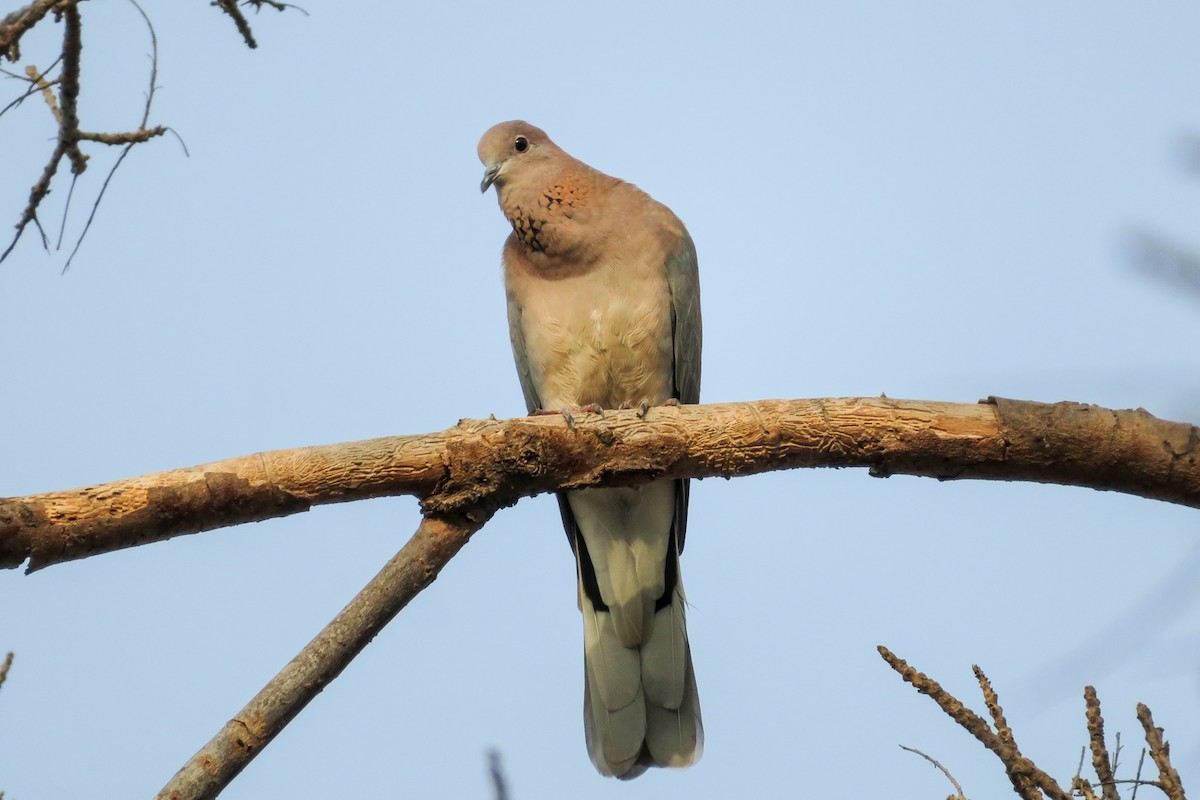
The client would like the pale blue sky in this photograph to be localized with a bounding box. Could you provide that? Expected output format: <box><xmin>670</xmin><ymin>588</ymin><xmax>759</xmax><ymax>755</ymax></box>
<box><xmin>2</xmin><ymin>2</ymin><xmax>1200</xmax><ymax>797</ymax></box>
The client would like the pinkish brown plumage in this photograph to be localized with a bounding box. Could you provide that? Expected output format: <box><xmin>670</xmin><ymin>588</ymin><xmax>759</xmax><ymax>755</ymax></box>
<box><xmin>479</xmin><ymin>121</ymin><xmax>703</xmax><ymax>779</ymax></box>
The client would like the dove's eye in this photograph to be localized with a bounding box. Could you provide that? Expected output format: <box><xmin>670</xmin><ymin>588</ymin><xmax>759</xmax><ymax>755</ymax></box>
<box><xmin>514</xmin><ymin>136</ymin><xmax>529</xmax><ymax>153</ymax></box>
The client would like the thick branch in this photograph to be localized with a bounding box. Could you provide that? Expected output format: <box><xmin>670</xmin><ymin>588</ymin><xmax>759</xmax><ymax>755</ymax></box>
<box><xmin>3</xmin><ymin>396</ymin><xmax>1199</xmax><ymax>572</ymax></box>
<box><xmin>0</xmin><ymin>0</ymin><xmax>62</xmax><ymax>62</ymax></box>
<box><xmin>155</xmin><ymin>509</ymin><xmax>491</xmax><ymax>800</ymax></box>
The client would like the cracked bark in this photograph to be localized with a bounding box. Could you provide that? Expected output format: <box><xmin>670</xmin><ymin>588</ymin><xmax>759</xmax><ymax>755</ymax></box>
<box><xmin>3</xmin><ymin>396</ymin><xmax>1198</xmax><ymax>573</ymax></box>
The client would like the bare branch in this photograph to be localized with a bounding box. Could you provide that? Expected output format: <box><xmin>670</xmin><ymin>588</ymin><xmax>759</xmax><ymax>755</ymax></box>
<box><xmin>3</xmin><ymin>396</ymin><xmax>1199</xmax><ymax>573</ymax></box>
<box><xmin>1085</xmin><ymin>686</ymin><xmax>1120</xmax><ymax>800</ymax></box>
<box><xmin>488</xmin><ymin>750</ymin><xmax>510</xmax><ymax>800</ymax></box>
<box><xmin>898</xmin><ymin>744</ymin><xmax>967</xmax><ymax>800</ymax></box>
<box><xmin>885</xmin><ymin>651</ymin><xmax>1191</xmax><ymax>800</ymax></box>
<box><xmin>0</xmin><ymin>651</ymin><xmax>12</xmax><ymax>692</ymax></box>
<box><xmin>61</xmin><ymin>0</ymin><xmax>165</xmax><ymax>270</ymax></box>
<box><xmin>878</xmin><ymin>648</ymin><xmax>1002</xmax><ymax>752</ymax></box>
<box><xmin>155</xmin><ymin>509</ymin><xmax>493</xmax><ymax>800</ymax></box>
<box><xmin>211</xmin><ymin>0</ymin><xmax>305</xmax><ymax>49</ymax></box>
<box><xmin>880</xmin><ymin>647</ymin><xmax>1071</xmax><ymax>800</ymax></box>
<box><xmin>25</xmin><ymin>61</ymin><xmax>60</xmax><ymax>119</ymax></box>
<box><xmin>971</xmin><ymin>665</ymin><xmax>1055</xmax><ymax>800</ymax></box>
<box><xmin>0</xmin><ymin>1</ymin><xmax>83</xmax><ymax>262</ymax></box>
<box><xmin>1133</xmin><ymin>746</ymin><xmax>1148</xmax><ymax>800</ymax></box>
<box><xmin>0</xmin><ymin>57</ymin><xmax>60</xmax><ymax>119</ymax></box>
<box><xmin>0</xmin><ymin>0</ymin><xmax>171</xmax><ymax>265</ymax></box>
<box><xmin>249</xmin><ymin>0</ymin><xmax>308</xmax><ymax>13</ymax></box>
<box><xmin>0</xmin><ymin>0</ymin><xmax>62</xmax><ymax>62</ymax></box>
<box><xmin>1137</xmin><ymin>703</ymin><xmax>1185</xmax><ymax>800</ymax></box>
<box><xmin>213</xmin><ymin>0</ymin><xmax>256</xmax><ymax>48</ymax></box>
<box><xmin>56</xmin><ymin>1</ymin><xmax>83</xmax><ymax>171</ymax></box>
<box><xmin>2</xmin><ymin>0</ymin><xmax>287</xmax><ymax>266</ymax></box>
<box><xmin>1074</xmin><ymin>778</ymin><xmax>1102</xmax><ymax>800</ymax></box>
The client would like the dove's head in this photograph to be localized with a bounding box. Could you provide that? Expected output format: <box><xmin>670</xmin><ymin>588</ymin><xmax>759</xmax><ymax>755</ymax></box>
<box><xmin>478</xmin><ymin>120</ymin><xmax>558</xmax><ymax>194</ymax></box>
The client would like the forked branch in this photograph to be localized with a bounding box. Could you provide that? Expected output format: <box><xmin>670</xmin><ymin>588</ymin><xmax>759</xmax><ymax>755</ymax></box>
<box><xmin>880</xmin><ymin>647</ymin><xmax>1188</xmax><ymax>800</ymax></box>
<box><xmin>0</xmin><ymin>0</ymin><xmax>299</xmax><ymax>266</ymax></box>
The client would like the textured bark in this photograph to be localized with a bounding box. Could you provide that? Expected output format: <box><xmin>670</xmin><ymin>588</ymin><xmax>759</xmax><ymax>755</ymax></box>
<box><xmin>154</xmin><ymin>511</ymin><xmax>491</xmax><ymax>800</ymax></box>
<box><xmin>3</xmin><ymin>396</ymin><xmax>1199</xmax><ymax>572</ymax></box>
<box><xmin>880</xmin><ymin>649</ymin><xmax>1186</xmax><ymax>800</ymax></box>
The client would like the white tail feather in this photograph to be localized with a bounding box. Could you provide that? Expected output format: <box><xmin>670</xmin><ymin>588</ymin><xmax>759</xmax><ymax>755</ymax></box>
<box><xmin>571</xmin><ymin>481</ymin><xmax>702</xmax><ymax>778</ymax></box>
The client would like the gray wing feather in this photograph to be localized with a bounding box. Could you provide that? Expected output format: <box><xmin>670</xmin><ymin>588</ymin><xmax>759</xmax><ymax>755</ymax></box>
<box><xmin>666</xmin><ymin>230</ymin><xmax>702</xmax><ymax>406</ymax></box>
<box><xmin>665</xmin><ymin>230</ymin><xmax>702</xmax><ymax>553</ymax></box>
<box><xmin>507</xmin><ymin>290</ymin><xmax>542</xmax><ymax>414</ymax></box>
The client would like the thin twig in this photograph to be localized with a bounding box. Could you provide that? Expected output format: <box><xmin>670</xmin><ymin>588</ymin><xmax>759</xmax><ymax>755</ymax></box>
<box><xmin>25</xmin><ymin>61</ymin><xmax>60</xmax><ymax>120</ymax></box>
<box><xmin>1132</xmin><ymin>747</ymin><xmax>1148</xmax><ymax>800</ymax></box>
<box><xmin>211</xmin><ymin>0</ymin><xmax>306</xmax><ymax>49</ymax></box>
<box><xmin>247</xmin><ymin>0</ymin><xmax>309</xmax><ymax>15</ymax></box>
<box><xmin>2</xmin><ymin>138</ymin><xmax>61</xmax><ymax>259</ymax></box>
<box><xmin>0</xmin><ymin>1</ymin><xmax>84</xmax><ymax>262</ymax></box>
<box><xmin>155</xmin><ymin>510</ymin><xmax>494</xmax><ymax>800</ymax></box>
<box><xmin>0</xmin><ymin>0</ymin><xmax>168</xmax><ymax>266</ymax></box>
<box><xmin>488</xmin><ymin>750</ymin><xmax>510</xmax><ymax>800</ymax></box>
<box><xmin>0</xmin><ymin>55</ymin><xmax>61</xmax><ymax>119</ymax></box>
<box><xmin>1072</xmin><ymin>745</ymin><xmax>1103</xmax><ymax>800</ymax></box>
<box><xmin>132</xmin><ymin>0</ymin><xmax>155</xmax><ymax>128</ymax></box>
<box><xmin>899</xmin><ymin>744</ymin><xmax>966</xmax><ymax>799</ymax></box>
<box><xmin>0</xmin><ymin>651</ymin><xmax>12</xmax><ymax>691</ymax></box>
<box><xmin>4</xmin><ymin>0</ymin><xmax>292</xmax><ymax>266</ymax></box>
<box><xmin>62</xmin><ymin>0</ymin><xmax>164</xmax><ymax>271</ymax></box>
<box><xmin>55</xmin><ymin>169</ymin><xmax>77</xmax><ymax>248</ymax></box>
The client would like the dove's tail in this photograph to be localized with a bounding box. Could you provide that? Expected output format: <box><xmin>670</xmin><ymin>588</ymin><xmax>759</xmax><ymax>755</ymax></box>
<box><xmin>565</xmin><ymin>479</ymin><xmax>703</xmax><ymax>779</ymax></box>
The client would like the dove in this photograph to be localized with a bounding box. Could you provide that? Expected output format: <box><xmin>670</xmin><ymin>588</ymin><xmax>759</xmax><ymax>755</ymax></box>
<box><xmin>478</xmin><ymin>121</ymin><xmax>703</xmax><ymax>779</ymax></box>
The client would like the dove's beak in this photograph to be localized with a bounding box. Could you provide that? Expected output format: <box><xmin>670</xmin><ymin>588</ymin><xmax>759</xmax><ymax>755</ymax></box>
<box><xmin>480</xmin><ymin>164</ymin><xmax>501</xmax><ymax>193</ymax></box>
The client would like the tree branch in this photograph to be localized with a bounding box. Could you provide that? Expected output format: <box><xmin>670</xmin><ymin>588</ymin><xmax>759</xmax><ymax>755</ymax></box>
<box><xmin>0</xmin><ymin>651</ymin><xmax>12</xmax><ymax>692</ymax></box>
<box><xmin>879</xmin><ymin>646</ymin><xmax>1071</xmax><ymax>800</ymax></box>
<box><xmin>898</xmin><ymin>744</ymin><xmax>968</xmax><ymax>799</ymax></box>
<box><xmin>1086</xmin><ymin>686</ymin><xmax>1121</xmax><ymax>800</ymax></box>
<box><xmin>2</xmin><ymin>0</ymin><xmax>299</xmax><ymax>266</ymax></box>
<box><xmin>154</xmin><ymin>509</ymin><xmax>492</xmax><ymax>800</ymax></box>
<box><xmin>1137</xmin><ymin>704</ymin><xmax>1185</xmax><ymax>800</ymax></box>
<box><xmin>3</xmin><ymin>396</ymin><xmax>1199</xmax><ymax>573</ymax></box>
<box><xmin>883</xmin><ymin>648</ymin><xmax>1188</xmax><ymax>800</ymax></box>
<box><xmin>0</xmin><ymin>0</ymin><xmax>62</xmax><ymax>61</ymax></box>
